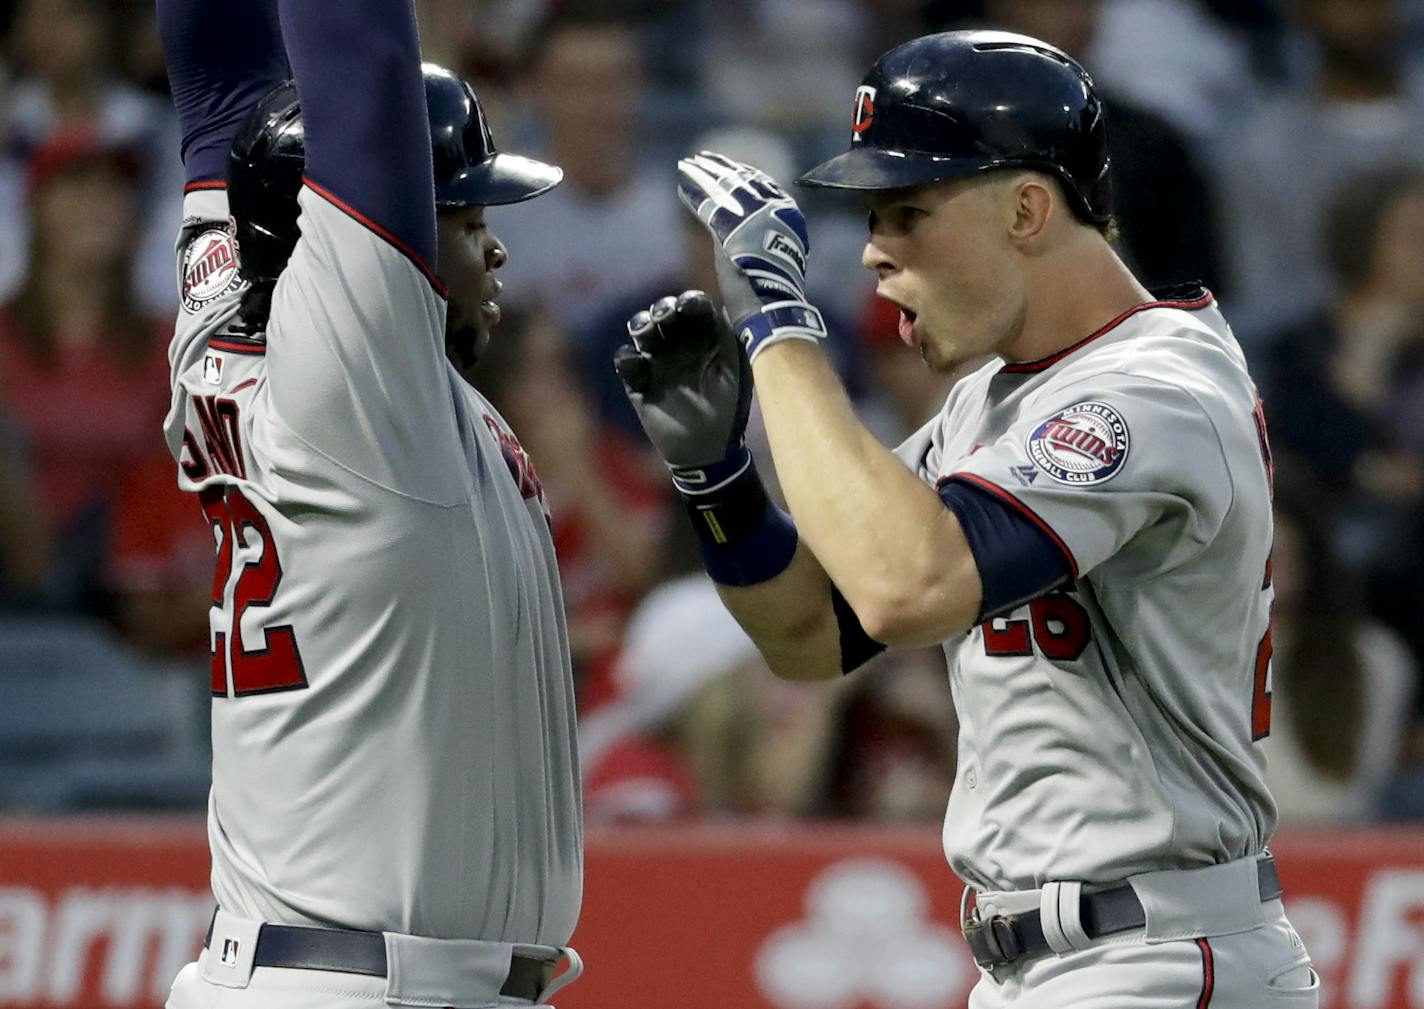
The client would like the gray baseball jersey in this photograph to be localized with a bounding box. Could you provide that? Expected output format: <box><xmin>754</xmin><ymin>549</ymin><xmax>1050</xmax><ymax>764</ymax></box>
<box><xmin>895</xmin><ymin>293</ymin><xmax>1276</xmax><ymax>892</ymax></box>
<box><xmin>164</xmin><ymin>187</ymin><xmax>582</xmax><ymax>943</ymax></box>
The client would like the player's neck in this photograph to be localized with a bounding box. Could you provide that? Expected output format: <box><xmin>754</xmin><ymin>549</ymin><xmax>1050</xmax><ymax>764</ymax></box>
<box><xmin>1002</xmin><ymin>241</ymin><xmax>1151</xmax><ymax>365</ymax></box>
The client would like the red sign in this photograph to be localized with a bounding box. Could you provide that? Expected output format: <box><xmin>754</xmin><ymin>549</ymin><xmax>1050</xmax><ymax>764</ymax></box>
<box><xmin>3</xmin><ymin>820</ymin><xmax>1424</xmax><ymax>1008</ymax></box>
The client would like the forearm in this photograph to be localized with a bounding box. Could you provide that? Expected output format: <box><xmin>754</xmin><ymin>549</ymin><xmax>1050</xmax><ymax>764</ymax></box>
<box><xmin>278</xmin><ymin>0</ymin><xmax>435</xmax><ymax>262</ymax></box>
<box><xmin>752</xmin><ymin>341</ymin><xmax>981</xmax><ymax>643</ymax></box>
<box><xmin>157</xmin><ymin>0</ymin><xmax>288</xmax><ymax>186</ymax></box>
<box><xmin>715</xmin><ymin>542</ymin><xmax>842</xmax><ymax>681</ymax></box>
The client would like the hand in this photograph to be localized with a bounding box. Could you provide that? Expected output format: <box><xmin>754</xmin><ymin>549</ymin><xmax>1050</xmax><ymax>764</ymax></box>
<box><xmin>614</xmin><ymin>290</ymin><xmax>753</xmax><ymax>493</ymax></box>
<box><xmin>677</xmin><ymin>151</ymin><xmax>827</xmax><ymax>363</ymax></box>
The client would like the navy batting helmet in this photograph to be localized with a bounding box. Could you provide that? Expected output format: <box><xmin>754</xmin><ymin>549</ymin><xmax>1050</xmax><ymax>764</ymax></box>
<box><xmin>227</xmin><ymin>63</ymin><xmax>562</xmax><ymax>283</ymax></box>
<box><xmin>798</xmin><ymin>31</ymin><xmax>1111</xmax><ymax>225</ymax></box>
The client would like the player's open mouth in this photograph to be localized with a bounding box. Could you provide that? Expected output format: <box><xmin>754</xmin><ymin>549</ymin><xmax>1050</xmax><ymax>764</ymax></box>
<box><xmin>898</xmin><ymin>308</ymin><xmax>917</xmax><ymax>346</ymax></box>
<box><xmin>481</xmin><ymin>280</ymin><xmax>502</xmax><ymax>325</ymax></box>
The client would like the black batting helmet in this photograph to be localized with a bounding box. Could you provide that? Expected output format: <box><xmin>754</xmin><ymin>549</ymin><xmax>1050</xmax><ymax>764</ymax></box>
<box><xmin>798</xmin><ymin>31</ymin><xmax>1112</xmax><ymax>225</ymax></box>
<box><xmin>228</xmin><ymin>63</ymin><xmax>562</xmax><ymax>282</ymax></box>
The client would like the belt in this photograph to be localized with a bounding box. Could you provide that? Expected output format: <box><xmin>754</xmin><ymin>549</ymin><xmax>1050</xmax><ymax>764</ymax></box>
<box><xmin>962</xmin><ymin>855</ymin><xmax>1283</xmax><ymax>971</ymax></box>
<box><xmin>203</xmin><ymin>915</ymin><xmax>554</xmax><ymax>1001</ymax></box>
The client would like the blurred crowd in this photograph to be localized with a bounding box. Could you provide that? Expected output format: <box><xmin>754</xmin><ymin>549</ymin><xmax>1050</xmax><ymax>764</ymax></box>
<box><xmin>2</xmin><ymin>0</ymin><xmax>1424</xmax><ymax>828</ymax></box>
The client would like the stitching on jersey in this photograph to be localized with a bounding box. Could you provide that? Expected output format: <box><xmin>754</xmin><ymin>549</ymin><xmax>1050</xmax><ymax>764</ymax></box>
<box><xmin>1000</xmin><ymin>293</ymin><xmax>1215</xmax><ymax>374</ymax></box>
<box><xmin>265</xmin><ymin>408</ymin><xmax>468</xmax><ymax>509</ymax></box>
<box><xmin>301</xmin><ymin>177</ymin><xmax>449</xmax><ymax>300</ymax></box>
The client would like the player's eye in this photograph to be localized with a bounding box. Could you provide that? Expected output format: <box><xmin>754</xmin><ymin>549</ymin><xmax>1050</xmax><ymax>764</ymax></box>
<box><xmin>868</xmin><ymin>206</ymin><xmax>924</xmax><ymax>237</ymax></box>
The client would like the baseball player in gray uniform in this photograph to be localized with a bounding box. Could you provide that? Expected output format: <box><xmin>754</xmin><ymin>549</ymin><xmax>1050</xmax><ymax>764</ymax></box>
<box><xmin>616</xmin><ymin>31</ymin><xmax>1317</xmax><ymax>1008</ymax></box>
<box><xmin>157</xmin><ymin>1</ymin><xmax>582</xmax><ymax>1007</ymax></box>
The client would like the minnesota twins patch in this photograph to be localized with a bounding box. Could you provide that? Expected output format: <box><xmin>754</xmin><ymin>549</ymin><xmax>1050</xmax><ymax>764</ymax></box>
<box><xmin>1026</xmin><ymin>401</ymin><xmax>1130</xmax><ymax>485</ymax></box>
<box><xmin>182</xmin><ymin>228</ymin><xmax>243</xmax><ymax>312</ymax></box>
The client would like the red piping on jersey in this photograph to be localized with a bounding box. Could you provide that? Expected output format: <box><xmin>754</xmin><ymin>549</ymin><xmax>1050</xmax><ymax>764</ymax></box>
<box><xmin>208</xmin><ymin>338</ymin><xmax>266</xmax><ymax>356</ymax></box>
<box><xmin>301</xmin><ymin>176</ymin><xmax>449</xmax><ymax>299</ymax></box>
<box><xmin>1195</xmin><ymin>937</ymin><xmax>1215</xmax><ymax>1009</ymax></box>
<box><xmin>184</xmin><ymin>180</ymin><xmax>228</xmax><ymax>193</ymax></box>
<box><xmin>943</xmin><ymin>472</ymin><xmax>1080</xmax><ymax>579</ymax></box>
<box><xmin>999</xmin><ymin>292</ymin><xmax>1215</xmax><ymax>374</ymax></box>
<box><xmin>229</xmin><ymin>378</ymin><xmax>258</xmax><ymax>394</ymax></box>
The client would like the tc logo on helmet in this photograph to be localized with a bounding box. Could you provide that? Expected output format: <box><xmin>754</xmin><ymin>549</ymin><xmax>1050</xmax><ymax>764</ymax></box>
<box><xmin>852</xmin><ymin>85</ymin><xmax>876</xmax><ymax>138</ymax></box>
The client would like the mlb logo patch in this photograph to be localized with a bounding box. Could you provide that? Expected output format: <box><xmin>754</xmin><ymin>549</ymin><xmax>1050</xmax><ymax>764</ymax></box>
<box><xmin>203</xmin><ymin>353</ymin><xmax>223</xmax><ymax>384</ymax></box>
<box><xmin>1026</xmin><ymin>401</ymin><xmax>1130</xmax><ymax>486</ymax></box>
<box><xmin>182</xmin><ymin>227</ymin><xmax>243</xmax><ymax>312</ymax></box>
<box><xmin>220</xmin><ymin>938</ymin><xmax>240</xmax><ymax>967</ymax></box>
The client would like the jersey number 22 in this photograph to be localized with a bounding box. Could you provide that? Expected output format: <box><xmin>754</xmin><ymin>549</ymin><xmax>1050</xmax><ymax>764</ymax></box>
<box><xmin>200</xmin><ymin>485</ymin><xmax>308</xmax><ymax>697</ymax></box>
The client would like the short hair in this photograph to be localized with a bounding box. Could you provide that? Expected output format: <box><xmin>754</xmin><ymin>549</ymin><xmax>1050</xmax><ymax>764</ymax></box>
<box><xmin>1322</xmin><ymin>164</ymin><xmax>1424</xmax><ymax>288</ymax></box>
<box><xmin>521</xmin><ymin>3</ymin><xmax>647</xmax><ymax>72</ymax></box>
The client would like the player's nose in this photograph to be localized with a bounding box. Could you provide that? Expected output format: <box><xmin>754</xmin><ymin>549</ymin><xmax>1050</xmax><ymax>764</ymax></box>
<box><xmin>486</xmin><ymin>234</ymin><xmax>508</xmax><ymax>270</ymax></box>
<box><xmin>861</xmin><ymin>236</ymin><xmax>897</xmax><ymax>276</ymax></box>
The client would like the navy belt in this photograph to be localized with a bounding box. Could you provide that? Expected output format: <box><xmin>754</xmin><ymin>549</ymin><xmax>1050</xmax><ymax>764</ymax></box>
<box><xmin>962</xmin><ymin>855</ymin><xmax>1283</xmax><ymax>971</ymax></box>
<box><xmin>204</xmin><ymin>914</ymin><xmax>553</xmax><ymax>1001</ymax></box>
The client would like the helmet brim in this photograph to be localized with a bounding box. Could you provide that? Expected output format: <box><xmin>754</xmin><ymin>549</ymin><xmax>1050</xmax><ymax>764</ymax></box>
<box><xmin>437</xmin><ymin>152</ymin><xmax>563</xmax><ymax>208</ymax></box>
<box><xmin>797</xmin><ymin>147</ymin><xmax>988</xmax><ymax>191</ymax></box>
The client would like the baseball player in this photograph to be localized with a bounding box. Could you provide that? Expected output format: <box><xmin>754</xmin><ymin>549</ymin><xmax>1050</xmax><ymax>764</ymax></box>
<box><xmin>156</xmin><ymin>1</ymin><xmax>582</xmax><ymax>1007</ymax></box>
<box><xmin>616</xmin><ymin>31</ymin><xmax>1317</xmax><ymax>1007</ymax></box>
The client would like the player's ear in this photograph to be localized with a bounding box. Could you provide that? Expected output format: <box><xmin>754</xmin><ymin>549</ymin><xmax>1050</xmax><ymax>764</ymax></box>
<box><xmin>1006</xmin><ymin>174</ymin><xmax>1054</xmax><ymax>246</ymax></box>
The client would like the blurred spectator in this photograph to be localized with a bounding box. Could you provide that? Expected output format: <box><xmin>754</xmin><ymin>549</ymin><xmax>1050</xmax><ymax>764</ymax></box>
<box><xmin>0</xmin><ymin>408</ymin><xmax>49</xmax><ymax>605</ymax></box>
<box><xmin>0</xmin><ymin>136</ymin><xmax>169</xmax><ymax>611</ymax></box>
<box><xmin>581</xmin><ymin>570</ymin><xmax>848</xmax><ymax>821</ymax></box>
<box><xmin>1265</xmin><ymin>466</ymin><xmax>1415</xmax><ymax>823</ymax></box>
<box><xmin>978</xmin><ymin>0</ymin><xmax>1226</xmax><ymax>292</ymax></box>
<box><xmin>1253</xmin><ymin>166</ymin><xmax>1424</xmax><ymax>495</ymax></box>
<box><xmin>115</xmin><ymin>0</ymin><xmax>170</xmax><ymax>98</ymax></box>
<box><xmin>1219</xmin><ymin>0</ymin><xmax>1424</xmax><ymax>342</ymax></box>
<box><xmin>1085</xmin><ymin>0</ymin><xmax>1258</xmax><ymax>143</ymax></box>
<box><xmin>0</xmin><ymin>74</ymin><xmax>28</xmax><ymax>304</ymax></box>
<box><xmin>7</xmin><ymin>0</ymin><xmax>182</xmax><ymax>313</ymax></box>
<box><xmin>580</xmin><ymin>573</ymin><xmax>757</xmax><ymax>822</ymax></box>
<box><xmin>471</xmin><ymin>306</ymin><xmax>671</xmax><ymax>702</ymax></box>
<box><xmin>493</xmin><ymin>8</ymin><xmax>688</xmax><ymax>328</ymax></box>
<box><xmin>811</xmin><ymin>647</ymin><xmax>956</xmax><ymax>822</ymax></box>
<box><xmin>575</xmin><ymin>127</ymin><xmax>866</xmax><ymax>442</ymax></box>
<box><xmin>103</xmin><ymin>454</ymin><xmax>211</xmax><ymax>657</ymax></box>
<box><xmin>700</xmin><ymin>0</ymin><xmax>869</xmax><ymax>145</ymax></box>
<box><xmin>1254</xmin><ymin>166</ymin><xmax>1424</xmax><ymax>685</ymax></box>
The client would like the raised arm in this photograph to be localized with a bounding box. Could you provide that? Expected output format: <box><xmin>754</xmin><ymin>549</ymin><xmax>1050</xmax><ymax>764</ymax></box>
<box><xmin>157</xmin><ymin>0</ymin><xmax>289</xmax><ymax>188</ymax></box>
<box><xmin>277</xmin><ymin>0</ymin><xmax>436</xmax><ymax>269</ymax></box>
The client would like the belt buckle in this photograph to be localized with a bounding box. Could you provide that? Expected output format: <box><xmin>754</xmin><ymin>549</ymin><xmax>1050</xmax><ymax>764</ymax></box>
<box><xmin>962</xmin><ymin>913</ymin><xmax>1023</xmax><ymax>969</ymax></box>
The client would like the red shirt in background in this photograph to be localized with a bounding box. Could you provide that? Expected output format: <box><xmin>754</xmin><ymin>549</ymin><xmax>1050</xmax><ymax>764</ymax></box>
<box><xmin>550</xmin><ymin>431</ymin><xmax>669</xmax><ymax>711</ymax></box>
<box><xmin>0</xmin><ymin>313</ymin><xmax>171</xmax><ymax>529</ymax></box>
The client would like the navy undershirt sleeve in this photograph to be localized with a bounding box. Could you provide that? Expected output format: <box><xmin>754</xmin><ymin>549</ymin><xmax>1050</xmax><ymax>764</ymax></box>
<box><xmin>278</xmin><ymin>0</ymin><xmax>437</xmax><ymax>268</ymax></box>
<box><xmin>157</xmin><ymin>0</ymin><xmax>289</xmax><ymax>187</ymax></box>
<box><xmin>939</xmin><ymin>479</ymin><xmax>1073</xmax><ymax>621</ymax></box>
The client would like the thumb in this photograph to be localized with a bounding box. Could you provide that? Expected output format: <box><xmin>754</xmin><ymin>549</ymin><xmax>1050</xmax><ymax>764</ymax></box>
<box><xmin>613</xmin><ymin>344</ymin><xmax>652</xmax><ymax>395</ymax></box>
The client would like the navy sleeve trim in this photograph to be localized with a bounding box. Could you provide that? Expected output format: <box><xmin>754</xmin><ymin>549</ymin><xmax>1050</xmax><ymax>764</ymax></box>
<box><xmin>940</xmin><ymin>473</ymin><xmax>1079</xmax><ymax>579</ymax></box>
<box><xmin>938</xmin><ymin>477</ymin><xmax>1074</xmax><ymax>621</ymax></box>
<box><xmin>829</xmin><ymin>584</ymin><xmax>887</xmax><ymax>674</ymax></box>
<box><xmin>303</xmin><ymin>178</ymin><xmax>448</xmax><ymax>300</ymax></box>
